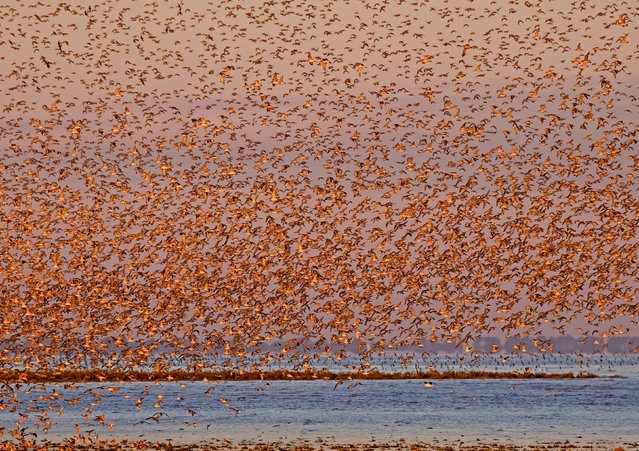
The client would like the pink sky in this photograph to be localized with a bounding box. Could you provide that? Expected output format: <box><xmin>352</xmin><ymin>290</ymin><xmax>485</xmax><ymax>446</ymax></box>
<box><xmin>1</xmin><ymin>0</ymin><xmax>639</xmax><ymax>365</ymax></box>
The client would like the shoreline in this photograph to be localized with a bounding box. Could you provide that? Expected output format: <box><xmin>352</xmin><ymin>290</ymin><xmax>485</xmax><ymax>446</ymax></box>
<box><xmin>4</xmin><ymin>438</ymin><xmax>637</xmax><ymax>451</ymax></box>
<box><xmin>0</xmin><ymin>369</ymin><xmax>602</xmax><ymax>384</ymax></box>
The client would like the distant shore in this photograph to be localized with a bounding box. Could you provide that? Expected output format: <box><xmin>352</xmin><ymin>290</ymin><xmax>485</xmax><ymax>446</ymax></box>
<box><xmin>0</xmin><ymin>368</ymin><xmax>601</xmax><ymax>383</ymax></box>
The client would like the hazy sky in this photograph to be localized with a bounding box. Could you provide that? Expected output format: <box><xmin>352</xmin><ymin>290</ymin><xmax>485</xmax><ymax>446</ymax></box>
<box><xmin>1</xmin><ymin>0</ymin><xmax>639</xmax><ymax>365</ymax></box>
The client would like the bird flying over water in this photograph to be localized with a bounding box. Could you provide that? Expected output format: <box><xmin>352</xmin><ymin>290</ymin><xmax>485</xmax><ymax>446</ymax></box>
<box><xmin>0</xmin><ymin>0</ymin><xmax>638</xmax><ymax>439</ymax></box>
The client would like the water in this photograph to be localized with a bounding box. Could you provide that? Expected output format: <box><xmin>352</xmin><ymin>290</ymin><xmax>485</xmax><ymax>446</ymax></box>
<box><xmin>2</xmin><ymin>356</ymin><xmax>639</xmax><ymax>447</ymax></box>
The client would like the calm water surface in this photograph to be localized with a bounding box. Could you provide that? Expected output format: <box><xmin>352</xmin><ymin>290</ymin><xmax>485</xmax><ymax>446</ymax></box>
<box><xmin>2</xmin><ymin>356</ymin><xmax>639</xmax><ymax>446</ymax></box>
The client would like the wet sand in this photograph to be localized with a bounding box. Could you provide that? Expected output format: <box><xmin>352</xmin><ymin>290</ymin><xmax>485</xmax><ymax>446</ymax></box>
<box><xmin>6</xmin><ymin>438</ymin><xmax>637</xmax><ymax>451</ymax></box>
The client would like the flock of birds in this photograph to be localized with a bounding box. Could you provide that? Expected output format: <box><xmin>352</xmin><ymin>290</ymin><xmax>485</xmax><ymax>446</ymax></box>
<box><xmin>1</xmin><ymin>0</ymin><xmax>639</xmax><ymax>443</ymax></box>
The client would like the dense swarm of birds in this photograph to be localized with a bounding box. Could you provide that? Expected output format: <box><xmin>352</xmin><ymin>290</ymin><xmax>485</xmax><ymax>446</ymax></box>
<box><xmin>1</xmin><ymin>0</ymin><xmax>639</xmax><ymax>443</ymax></box>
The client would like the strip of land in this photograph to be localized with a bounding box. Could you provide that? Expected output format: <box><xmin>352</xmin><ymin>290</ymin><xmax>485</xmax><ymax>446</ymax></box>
<box><xmin>0</xmin><ymin>368</ymin><xmax>600</xmax><ymax>383</ymax></box>
<box><xmin>8</xmin><ymin>438</ymin><xmax>636</xmax><ymax>451</ymax></box>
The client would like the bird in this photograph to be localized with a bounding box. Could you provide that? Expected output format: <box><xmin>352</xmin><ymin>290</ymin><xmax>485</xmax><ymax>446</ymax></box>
<box><xmin>0</xmin><ymin>0</ymin><xmax>638</xmax><ymax>440</ymax></box>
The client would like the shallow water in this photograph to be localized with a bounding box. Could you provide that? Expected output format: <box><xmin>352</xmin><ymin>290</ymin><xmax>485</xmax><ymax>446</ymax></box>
<box><xmin>2</xmin><ymin>356</ymin><xmax>639</xmax><ymax>446</ymax></box>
